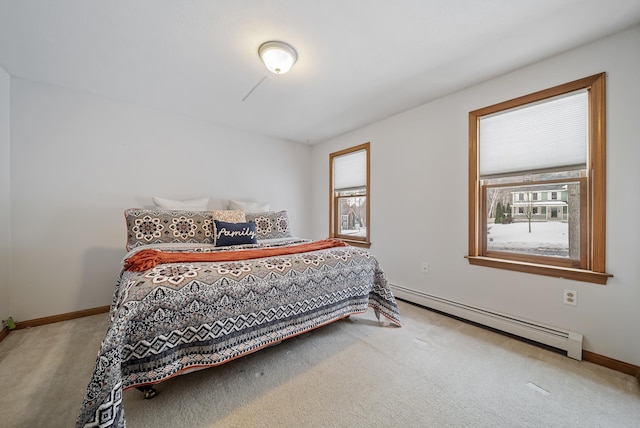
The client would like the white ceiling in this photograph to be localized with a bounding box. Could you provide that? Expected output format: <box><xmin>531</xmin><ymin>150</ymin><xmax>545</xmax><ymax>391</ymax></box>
<box><xmin>1</xmin><ymin>1</ymin><xmax>639</xmax><ymax>144</ymax></box>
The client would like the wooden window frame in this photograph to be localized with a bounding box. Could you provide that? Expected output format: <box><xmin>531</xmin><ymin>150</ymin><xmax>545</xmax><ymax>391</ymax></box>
<box><xmin>329</xmin><ymin>142</ymin><xmax>371</xmax><ymax>248</ymax></box>
<box><xmin>466</xmin><ymin>73</ymin><xmax>612</xmax><ymax>284</ymax></box>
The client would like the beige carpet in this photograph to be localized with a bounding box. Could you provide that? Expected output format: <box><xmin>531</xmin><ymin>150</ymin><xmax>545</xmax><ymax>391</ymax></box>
<box><xmin>1</xmin><ymin>300</ymin><xmax>639</xmax><ymax>427</ymax></box>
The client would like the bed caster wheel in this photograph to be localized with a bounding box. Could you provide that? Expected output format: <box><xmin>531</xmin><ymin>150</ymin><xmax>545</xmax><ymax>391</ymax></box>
<box><xmin>136</xmin><ymin>386</ymin><xmax>158</xmax><ymax>399</ymax></box>
<box><xmin>144</xmin><ymin>387</ymin><xmax>158</xmax><ymax>399</ymax></box>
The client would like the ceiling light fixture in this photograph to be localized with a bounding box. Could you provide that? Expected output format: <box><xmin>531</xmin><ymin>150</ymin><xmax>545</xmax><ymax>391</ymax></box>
<box><xmin>258</xmin><ymin>41</ymin><xmax>297</xmax><ymax>74</ymax></box>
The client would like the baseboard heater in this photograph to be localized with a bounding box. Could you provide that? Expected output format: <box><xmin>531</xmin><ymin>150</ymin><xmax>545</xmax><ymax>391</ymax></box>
<box><xmin>391</xmin><ymin>284</ymin><xmax>583</xmax><ymax>360</ymax></box>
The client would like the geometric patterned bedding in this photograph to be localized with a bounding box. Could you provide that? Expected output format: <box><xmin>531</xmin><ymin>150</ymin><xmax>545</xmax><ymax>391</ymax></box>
<box><xmin>77</xmin><ymin>239</ymin><xmax>401</xmax><ymax>427</ymax></box>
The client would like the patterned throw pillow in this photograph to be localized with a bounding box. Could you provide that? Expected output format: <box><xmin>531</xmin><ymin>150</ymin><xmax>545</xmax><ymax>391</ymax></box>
<box><xmin>214</xmin><ymin>220</ymin><xmax>258</xmax><ymax>247</ymax></box>
<box><xmin>245</xmin><ymin>211</ymin><xmax>293</xmax><ymax>240</ymax></box>
<box><xmin>124</xmin><ymin>209</ymin><xmax>214</xmax><ymax>250</ymax></box>
<box><xmin>211</xmin><ymin>209</ymin><xmax>246</xmax><ymax>223</ymax></box>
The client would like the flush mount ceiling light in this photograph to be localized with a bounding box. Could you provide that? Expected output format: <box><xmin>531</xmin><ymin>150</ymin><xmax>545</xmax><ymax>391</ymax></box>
<box><xmin>258</xmin><ymin>41</ymin><xmax>298</xmax><ymax>74</ymax></box>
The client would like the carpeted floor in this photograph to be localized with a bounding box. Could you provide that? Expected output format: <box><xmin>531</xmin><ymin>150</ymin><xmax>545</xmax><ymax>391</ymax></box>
<box><xmin>1</xmin><ymin>300</ymin><xmax>639</xmax><ymax>427</ymax></box>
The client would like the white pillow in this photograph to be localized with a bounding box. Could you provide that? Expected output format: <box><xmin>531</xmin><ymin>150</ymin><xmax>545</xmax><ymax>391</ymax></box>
<box><xmin>227</xmin><ymin>199</ymin><xmax>271</xmax><ymax>212</ymax></box>
<box><xmin>152</xmin><ymin>196</ymin><xmax>209</xmax><ymax>211</ymax></box>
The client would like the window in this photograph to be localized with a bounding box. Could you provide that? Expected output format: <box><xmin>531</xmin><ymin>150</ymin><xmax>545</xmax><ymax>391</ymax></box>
<box><xmin>467</xmin><ymin>73</ymin><xmax>611</xmax><ymax>284</ymax></box>
<box><xmin>330</xmin><ymin>142</ymin><xmax>370</xmax><ymax>247</ymax></box>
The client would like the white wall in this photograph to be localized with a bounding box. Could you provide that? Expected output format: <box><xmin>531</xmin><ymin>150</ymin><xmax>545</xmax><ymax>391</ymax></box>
<box><xmin>0</xmin><ymin>65</ymin><xmax>10</xmax><ymax>326</ymax></box>
<box><xmin>9</xmin><ymin>78</ymin><xmax>311</xmax><ymax>320</ymax></box>
<box><xmin>311</xmin><ymin>25</ymin><xmax>640</xmax><ymax>365</ymax></box>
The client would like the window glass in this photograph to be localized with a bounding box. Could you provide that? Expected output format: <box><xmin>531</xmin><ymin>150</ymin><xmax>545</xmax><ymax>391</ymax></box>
<box><xmin>337</xmin><ymin>193</ymin><xmax>367</xmax><ymax>238</ymax></box>
<box><xmin>484</xmin><ymin>175</ymin><xmax>584</xmax><ymax>266</ymax></box>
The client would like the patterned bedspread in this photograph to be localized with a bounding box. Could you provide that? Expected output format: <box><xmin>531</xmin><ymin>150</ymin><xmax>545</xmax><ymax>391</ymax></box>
<box><xmin>77</xmin><ymin>239</ymin><xmax>401</xmax><ymax>427</ymax></box>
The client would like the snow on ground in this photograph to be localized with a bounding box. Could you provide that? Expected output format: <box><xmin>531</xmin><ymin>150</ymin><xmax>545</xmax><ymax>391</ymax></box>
<box><xmin>487</xmin><ymin>221</ymin><xmax>569</xmax><ymax>255</ymax></box>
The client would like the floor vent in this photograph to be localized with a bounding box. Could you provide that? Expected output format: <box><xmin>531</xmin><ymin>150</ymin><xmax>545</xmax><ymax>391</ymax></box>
<box><xmin>391</xmin><ymin>284</ymin><xmax>583</xmax><ymax>360</ymax></box>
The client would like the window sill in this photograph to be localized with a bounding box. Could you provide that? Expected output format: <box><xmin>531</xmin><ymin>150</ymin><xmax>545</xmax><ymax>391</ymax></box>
<box><xmin>337</xmin><ymin>238</ymin><xmax>371</xmax><ymax>249</ymax></box>
<box><xmin>465</xmin><ymin>256</ymin><xmax>612</xmax><ymax>285</ymax></box>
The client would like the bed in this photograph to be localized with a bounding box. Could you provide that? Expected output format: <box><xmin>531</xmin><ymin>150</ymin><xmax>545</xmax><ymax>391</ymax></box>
<box><xmin>77</xmin><ymin>208</ymin><xmax>401</xmax><ymax>428</ymax></box>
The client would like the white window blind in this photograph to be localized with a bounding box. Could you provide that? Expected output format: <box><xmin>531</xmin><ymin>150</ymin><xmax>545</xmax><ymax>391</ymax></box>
<box><xmin>333</xmin><ymin>149</ymin><xmax>367</xmax><ymax>191</ymax></box>
<box><xmin>479</xmin><ymin>89</ymin><xmax>588</xmax><ymax>178</ymax></box>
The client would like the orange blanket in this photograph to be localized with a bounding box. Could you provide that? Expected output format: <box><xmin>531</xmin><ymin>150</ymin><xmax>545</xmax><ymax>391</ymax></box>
<box><xmin>124</xmin><ymin>239</ymin><xmax>348</xmax><ymax>272</ymax></box>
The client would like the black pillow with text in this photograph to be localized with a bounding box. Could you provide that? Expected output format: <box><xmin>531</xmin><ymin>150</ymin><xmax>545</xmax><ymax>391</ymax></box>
<box><xmin>214</xmin><ymin>220</ymin><xmax>258</xmax><ymax>246</ymax></box>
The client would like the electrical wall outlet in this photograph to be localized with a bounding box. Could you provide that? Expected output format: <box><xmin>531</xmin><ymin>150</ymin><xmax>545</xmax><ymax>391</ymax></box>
<box><xmin>563</xmin><ymin>289</ymin><xmax>577</xmax><ymax>306</ymax></box>
<box><xmin>421</xmin><ymin>262</ymin><xmax>429</xmax><ymax>274</ymax></box>
<box><xmin>4</xmin><ymin>317</ymin><xmax>16</xmax><ymax>330</ymax></box>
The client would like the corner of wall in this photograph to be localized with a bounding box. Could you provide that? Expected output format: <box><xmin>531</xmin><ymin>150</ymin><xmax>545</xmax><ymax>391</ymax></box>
<box><xmin>0</xmin><ymin>65</ymin><xmax>11</xmax><ymax>325</ymax></box>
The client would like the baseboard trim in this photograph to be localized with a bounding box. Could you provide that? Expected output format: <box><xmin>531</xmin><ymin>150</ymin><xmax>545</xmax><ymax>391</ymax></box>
<box><xmin>583</xmin><ymin>350</ymin><xmax>640</xmax><ymax>381</ymax></box>
<box><xmin>13</xmin><ymin>306</ymin><xmax>110</xmax><ymax>330</ymax></box>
